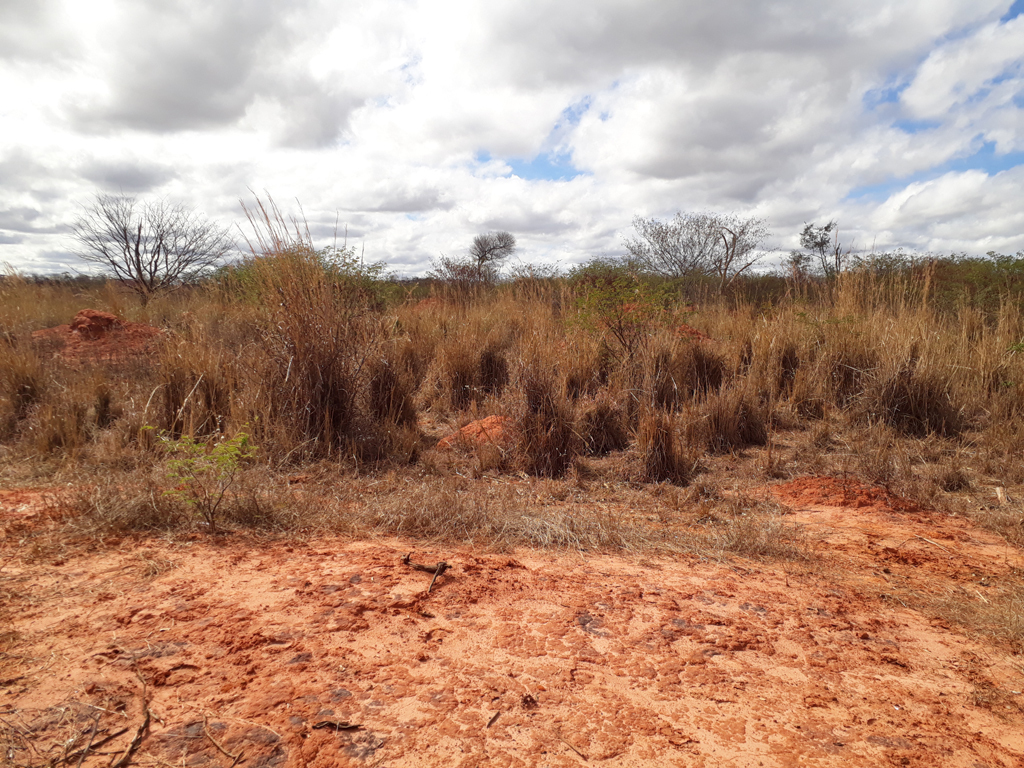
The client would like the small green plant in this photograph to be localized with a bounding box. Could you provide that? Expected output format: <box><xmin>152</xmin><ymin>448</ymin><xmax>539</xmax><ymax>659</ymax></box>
<box><xmin>568</xmin><ymin>258</ymin><xmax>668</xmax><ymax>361</ymax></box>
<box><xmin>159</xmin><ymin>427</ymin><xmax>257</xmax><ymax>533</ymax></box>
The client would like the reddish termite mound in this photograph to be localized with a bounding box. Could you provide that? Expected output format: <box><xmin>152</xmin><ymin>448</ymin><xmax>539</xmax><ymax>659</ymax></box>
<box><xmin>437</xmin><ymin>415</ymin><xmax>515</xmax><ymax>450</ymax></box>
<box><xmin>772</xmin><ymin>475</ymin><xmax>920</xmax><ymax>512</ymax></box>
<box><xmin>31</xmin><ymin>309</ymin><xmax>163</xmax><ymax>364</ymax></box>
<box><xmin>674</xmin><ymin>323</ymin><xmax>712</xmax><ymax>342</ymax></box>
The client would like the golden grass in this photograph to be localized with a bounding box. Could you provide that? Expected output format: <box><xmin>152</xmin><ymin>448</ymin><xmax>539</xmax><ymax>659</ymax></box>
<box><xmin>1</xmin><ymin>256</ymin><xmax>1022</xmax><ymax>574</ymax></box>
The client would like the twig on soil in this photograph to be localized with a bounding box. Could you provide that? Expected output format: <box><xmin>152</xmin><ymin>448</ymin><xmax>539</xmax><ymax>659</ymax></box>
<box><xmin>558</xmin><ymin>735</ymin><xmax>588</xmax><ymax>761</ymax></box>
<box><xmin>110</xmin><ymin>709</ymin><xmax>150</xmax><ymax>768</ymax></box>
<box><xmin>401</xmin><ymin>553</ymin><xmax>450</xmax><ymax>593</ymax></box>
<box><xmin>108</xmin><ymin>653</ymin><xmax>152</xmax><ymax>768</ymax></box>
<box><xmin>60</xmin><ymin>725</ymin><xmax>132</xmax><ymax>764</ymax></box>
<box><xmin>222</xmin><ymin>717</ymin><xmax>281</xmax><ymax>739</ymax></box>
<box><xmin>0</xmin><ymin>713</ymin><xmax>41</xmax><ymax>760</ymax></box>
<box><xmin>312</xmin><ymin>720</ymin><xmax>361</xmax><ymax>731</ymax></box>
<box><xmin>204</xmin><ymin>716</ymin><xmax>244</xmax><ymax>767</ymax></box>
<box><xmin>896</xmin><ymin>535</ymin><xmax>953</xmax><ymax>555</ymax></box>
<box><xmin>73</xmin><ymin>714</ymin><xmax>99</xmax><ymax>768</ymax></box>
<box><xmin>486</xmin><ymin>711</ymin><xmax>500</xmax><ymax>728</ymax></box>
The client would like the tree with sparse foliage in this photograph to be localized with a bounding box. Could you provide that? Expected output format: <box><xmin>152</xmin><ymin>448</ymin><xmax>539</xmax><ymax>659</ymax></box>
<box><xmin>625</xmin><ymin>211</ymin><xmax>769</xmax><ymax>293</ymax></box>
<box><xmin>469</xmin><ymin>231</ymin><xmax>517</xmax><ymax>278</ymax></box>
<box><xmin>800</xmin><ymin>220</ymin><xmax>846</xmax><ymax>278</ymax></box>
<box><xmin>72</xmin><ymin>194</ymin><xmax>234</xmax><ymax>304</ymax></box>
<box><xmin>428</xmin><ymin>231</ymin><xmax>517</xmax><ymax>299</ymax></box>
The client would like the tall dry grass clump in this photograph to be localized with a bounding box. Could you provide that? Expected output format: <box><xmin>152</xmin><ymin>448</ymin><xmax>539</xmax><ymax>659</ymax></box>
<box><xmin>633</xmin><ymin>409</ymin><xmax>695</xmax><ymax>484</ymax></box>
<box><xmin>0</xmin><ymin>344</ymin><xmax>44</xmax><ymax>437</ymax></box>
<box><xmin>860</xmin><ymin>347</ymin><xmax>965</xmax><ymax>437</ymax></box>
<box><xmin>579</xmin><ymin>391</ymin><xmax>629</xmax><ymax>455</ymax></box>
<box><xmin>684</xmin><ymin>385</ymin><xmax>769</xmax><ymax>454</ymax></box>
<box><xmin>506</xmin><ymin>348</ymin><xmax>581</xmax><ymax>478</ymax></box>
<box><xmin>648</xmin><ymin>340</ymin><xmax>727</xmax><ymax>411</ymax></box>
<box><xmin>158</xmin><ymin>332</ymin><xmax>235</xmax><ymax>437</ymax></box>
<box><xmin>229</xmin><ymin>197</ymin><xmax>416</xmax><ymax>463</ymax></box>
<box><xmin>410</xmin><ymin>298</ymin><xmax>523</xmax><ymax>413</ymax></box>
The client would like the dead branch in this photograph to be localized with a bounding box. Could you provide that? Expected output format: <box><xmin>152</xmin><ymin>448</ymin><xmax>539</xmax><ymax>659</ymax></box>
<box><xmin>559</xmin><ymin>735</ymin><xmax>588</xmax><ymax>760</ymax></box>
<box><xmin>110</xmin><ymin>709</ymin><xmax>150</xmax><ymax>768</ymax></box>
<box><xmin>73</xmin><ymin>714</ymin><xmax>99</xmax><ymax>768</ymax></box>
<box><xmin>204</xmin><ymin>716</ymin><xmax>244</xmax><ymax>766</ymax></box>
<box><xmin>312</xmin><ymin>720</ymin><xmax>361</xmax><ymax>731</ymax></box>
<box><xmin>401</xmin><ymin>553</ymin><xmax>450</xmax><ymax>593</ymax></box>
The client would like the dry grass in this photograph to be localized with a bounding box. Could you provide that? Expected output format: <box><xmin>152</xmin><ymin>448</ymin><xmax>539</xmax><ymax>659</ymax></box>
<box><xmin>633</xmin><ymin>410</ymin><xmax>696</xmax><ymax>485</ymax></box>
<box><xmin>929</xmin><ymin>577</ymin><xmax>1024</xmax><ymax>652</ymax></box>
<box><xmin>0</xmin><ymin>260</ymin><xmax>1022</xmax><ymax>573</ymax></box>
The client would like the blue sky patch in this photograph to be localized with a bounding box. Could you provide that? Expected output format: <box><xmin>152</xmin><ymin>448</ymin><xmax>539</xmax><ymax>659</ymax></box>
<box><xmin>863</xmin><ymin>81</ymin><xmax>909</xmax><ymax>109</ymax></box>
<box><xmin>507</xmin><ymin>151</ymin><xmax>584</xmax><ymax>181</ymax></box>
<box><xmin>559</xmin><ymin>97</ymin><xmax>592</xmax><ymax>126</ymax></box>
<box><xmin>1001</xmin><ymin>0</ymin><xmax>1024</xmax><ymax>23</ymax></box>
<box><xmin>474</xmin><ymin>149</ymin><xmax>584</xmax><ymax>181</ymax></box>
<box><xmin>845</xmin><ymin>140</ymin><xmax>1024</xmax><ymax>201</ymax></box>
<box><xmin>894</xmin><ymin>118</ymin><xmax>942</xmax><ymax>134</ymax></box>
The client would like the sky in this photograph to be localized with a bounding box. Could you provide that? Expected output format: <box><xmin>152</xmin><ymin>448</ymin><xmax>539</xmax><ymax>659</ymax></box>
<box><xmin>1</xmin><ymin>0</ymin><xmax>1023</xmax><ymax>276</ymax></box>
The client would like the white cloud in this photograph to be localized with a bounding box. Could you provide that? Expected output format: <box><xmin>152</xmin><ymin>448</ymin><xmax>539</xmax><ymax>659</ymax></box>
<box><xmin>1</xmin><ymin>0</ymin><xmax>1023</xmax><ymax>276</ymax></box>
<box><xmin>902</xmin><ymin>15</ymin><xmax>1024</xmax><ymax>120</ymax></box>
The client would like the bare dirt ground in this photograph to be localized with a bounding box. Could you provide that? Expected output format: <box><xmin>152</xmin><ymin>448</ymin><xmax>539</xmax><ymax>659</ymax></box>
<box><xmin>2</xmin><ymin>480</ymin><xmax>1023</xmax><ymax>767</ymax></box>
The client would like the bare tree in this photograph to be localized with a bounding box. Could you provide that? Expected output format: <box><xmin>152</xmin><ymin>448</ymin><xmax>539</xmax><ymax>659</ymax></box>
<box><xmin>72</xmin><ymin>194</ymin><xmax>233</xmax><ymax>304</ymax></box>
<box><xmin>625</xmin><ymin>211</ymin><xmax>769</xmax><ymax>292</ymax></box>
<box><xmin>469</xmin><ymin>231</ymin><xmax>516</xmax><ymax>278</ymax></box>
<box><xmin>713</xmin><ymin>214</ymin><xmax>771</xmax><ymax>293</ymax></box>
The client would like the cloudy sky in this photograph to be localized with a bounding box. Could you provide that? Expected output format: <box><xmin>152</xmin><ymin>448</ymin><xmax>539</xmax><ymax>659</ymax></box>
<box><xmin>1</xmin><ymin>0</ymin><xmax>1023</xmax><ymax>276</ymax></box>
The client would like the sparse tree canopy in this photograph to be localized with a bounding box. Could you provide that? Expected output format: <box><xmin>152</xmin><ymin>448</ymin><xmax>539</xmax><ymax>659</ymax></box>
<box><xmin>800</xmin><ymin>220</ymin><xmax>846</xmax><ymax>278</ymax></box>
<box><xmin>469</xmin><ymin>231</ymin><xmax>516</xmax><ymax>277</ymax></box>
<box><xmin>72</xmin><ymin>194</ymin><xmax>233</xmax><ymax>304</ymax></box>
<box><xmin>625</xmin><ymin>211</ymin><xmax>769</xmax><ymax>292</ymax></box>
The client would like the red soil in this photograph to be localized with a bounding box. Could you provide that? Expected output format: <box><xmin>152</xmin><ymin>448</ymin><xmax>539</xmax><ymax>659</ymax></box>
<box><xmin>2</xmin><ymin>483</ymin><xmax>1022</xmax><ymax>767</ymax></box>
<box><xmin>773</xmin><ymin>475</ymin><xmax>921</xmax><ymax>512</ymax></box>
<box><xmin>437</xmin><ymin>415</ymin><xmax>515</xmax><ymax>450</ymax></box>
<box><xmin>30</xmin><ymin>309</ymin><xmax>163</xmax><ymax>364</ymax></box>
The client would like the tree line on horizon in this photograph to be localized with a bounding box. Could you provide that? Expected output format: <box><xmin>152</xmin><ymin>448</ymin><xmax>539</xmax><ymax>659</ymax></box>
<box><xmin>8</xmin><ymin>192</ymin><xmax>1023</xmax><ymax>311</ymax></box>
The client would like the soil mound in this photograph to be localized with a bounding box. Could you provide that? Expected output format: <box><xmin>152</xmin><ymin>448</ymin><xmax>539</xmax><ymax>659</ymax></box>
<box><xmin>772</xmin><ymin>475</ymin><xmax>919</xmax><ymax>511</ymax></box>
<box><xmin>437</xmin><ymin>415</ymin><xmax>515</xmax><ymax>450</ymax></box>
<box><xmin>31</xmin><ymin>309</ymin><xmax>163</xmax><ymax>364</ymax></box>
<box><xmin>68</xmin><ymin>309</ymin><xmax>122</xmax><ymax>338</ymax></box>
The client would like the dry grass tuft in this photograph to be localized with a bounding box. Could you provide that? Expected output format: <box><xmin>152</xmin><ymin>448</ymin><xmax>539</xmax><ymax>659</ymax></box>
<box><xmin>579</xmin><ymin>393</ymin><xmax>629</xmax><ymax>456</ymax></box>
<box><xmin>633</xmin><ymin>410</ymin><xmax>695</xmax><ymax>485</ymax></box>
<box><xmin>863</xmin><ymin>350</ymin><xmax>966</xmax><ymax>438</ymax></box>
<box><xmin>686</xmin><ymin>387</ymin><xmax>769</xmax><ymax>454</ymax></box>
<box><xmin>368</xmin><ymin>358</ymin><xmax>417</xmax><ymax>427</ymax></box>
<box><xmin>650</xmin><ymin>342</ymin><xmax>727</xmax><ymax>411</ymax></box>
<box><xmin>332</xmin><ymin>478</ymin><xmax>666</xmax><ymax>552</ymax></box>
<box><xmin>508</xmin><ymin>359</ymin><xmax>580</xmax><ymax>478</ymax></box>
<box><xmin>0</xmin><ymin>345</ymin><xmax>44</xmax><ymax>437</ymax></box>
<box><xmin>929</xmin><ymin>579</ymin><xmax>1024</xmax><ymax>652</ymax></box>
<box><xmin>70</xmin><ymin>479</ymin><xmax>185</xmax><ymax>534</ymax></box>
<box><xmin>688</xmin><ymin>493</ymin><xmax>811</xmax><ymax>561</ymax></box>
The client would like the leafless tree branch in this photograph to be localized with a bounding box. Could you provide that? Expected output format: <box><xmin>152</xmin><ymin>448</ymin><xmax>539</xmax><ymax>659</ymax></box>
<box><xmin>72</xmin><ymin>194</ymin><xmax>234</xmax><ymax>304</ymax></box>
<box><xmin>625</xmin><ymin>211</ymin><xmax>770</xmax><ymax>292</ymax></box>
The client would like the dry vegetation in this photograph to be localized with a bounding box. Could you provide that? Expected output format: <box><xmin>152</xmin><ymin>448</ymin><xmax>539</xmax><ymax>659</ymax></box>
<box><xmin>2</xmin><ymin>218</ymin><xmax>1024</xmax><ymax>652</ymax></box>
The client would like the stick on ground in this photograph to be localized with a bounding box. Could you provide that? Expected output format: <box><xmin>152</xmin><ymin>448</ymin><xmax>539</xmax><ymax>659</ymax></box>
<box><xmin>402</xmin><ymin>553</ymin><xmax>450</xmax><ymax>593</ymax></box>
